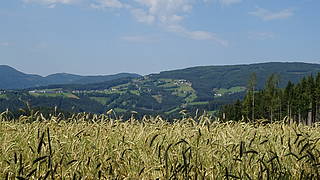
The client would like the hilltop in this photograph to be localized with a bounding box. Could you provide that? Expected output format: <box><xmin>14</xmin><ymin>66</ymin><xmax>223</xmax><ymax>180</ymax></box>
<box><xmin>1</xmin><ymin>62</ymin><xmax>320</xmax><ymax>118</ymax></box>
<box><xmin>0</xmin><ymin>65</ymin><xmax>141</xmax><ymax>89</ymax></box>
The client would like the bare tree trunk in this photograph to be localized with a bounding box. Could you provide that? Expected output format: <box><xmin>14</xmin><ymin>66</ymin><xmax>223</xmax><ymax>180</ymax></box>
<box><xmin>307</xmin><ymin>103</ymin><xmax>312</xmax><ymax>126</ymax></box>
<box><xmin>308</xmin><ymin>109</ymin><xmax>312</xmax><ymax>126</ymax></box>
<box><xmin>318</xmin><ymin>103</ymin><xmax>320</xmax><ymax>123</ymax></box>
<box><xmin>252</xmin><ymin>91</ymin><xmax>255</xmax><ymax>121</ymax></box>
<box><xmin>314</xmin><ymin>104</ymin><xmax>316</xmax><ymax>123</ymax></box>
<box><xmin>298</xmin><ymin>109</ymin><xmax>301</xmax><ymax>124</ymax></box>
<box><xmin>279</xmin><ymin>98</ymin><xmax>282</xmax><ymax>121</ymax></box>
<box><xmin>287</xmin><ymin>103</ymin><xmax>290</xmax><ymax>124</ymax></box>
<box><xmin>288</xmin><ymin>104</ymin><xmax>293</xmax><ymax>124</ymax></box>
<box><xmin>289</xmin><ymin>107</ymin><xmax>292</xmax><ymax>124</ymax></box>
<box><xmin>270</xmin><ymin>109</ymin><xmax>273</xmax><ymax>123</ymax></box>
<box><xmin>316</xmin><ymin>103</ymin><xmax>319</xmax><ymax>123</ymax></box>
<box><xmin>315</xmin><ymin>103</ymin><xmax>318</xmax><ymax>123</ymax></box>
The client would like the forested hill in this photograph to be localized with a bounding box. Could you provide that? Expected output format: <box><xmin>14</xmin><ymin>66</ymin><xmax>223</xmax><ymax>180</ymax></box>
<box><xmin>220</xmin><ymin>72</ymin><xmax>320</xmax><ymax>125</ymax></box>
<box><xmin>0</xmin><ymin>65</ymin><xmax>141</xmax><ymax>89</ymax></box>
<box><xmin>1</xmin><ymin>62</ymin><xmax>320</xmax><ymax>118</ymax></box>
<box><xmin>149</xmin><ymin>62</ymin><xmax>320</xmax><ymax>100</ymax></box>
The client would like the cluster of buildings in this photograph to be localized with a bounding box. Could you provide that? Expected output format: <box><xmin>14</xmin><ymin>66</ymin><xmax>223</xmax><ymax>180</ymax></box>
<box><xmin>29</xmin><ymin>89</ymin><xmax>115</xmax><ymax>95</ymax></box>
<box><xmin>72</xmin><ymin>90</ymin><xmax>110</xmax><ymax>94</ymax></box>
<box><xmin>29</xmin><ymin>90</ymin><xmax>64</xmax><ymax>94</ymax></box>
<box><xmin>174</xmin><ymin>79</ymin><xmax>192</xmax><ymax>86</ymax></box>
<box><xmin>164</xmin><ymin>79</ymin><xmax>191</xmax><ymax>87</ymax></box>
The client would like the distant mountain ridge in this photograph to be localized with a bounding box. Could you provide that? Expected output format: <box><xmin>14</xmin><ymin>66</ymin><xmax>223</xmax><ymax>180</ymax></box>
<box><xmin>0</xmin><ymin>65</ymin><xmax>141</xmax><ymax>89</ymax></box>
<box><xmin>1</xmin><ymin>62</ymin><xmax>320</xmax><ymax>117</ymax></box>
<box><xmin>149</xmin><ymin>62</ymin><xmax>320</xmax><ymax>100</ymax></box>
<box><xmin>151</xmin><ymin>62</ymin><xmax>320</xmax><ymax>88</ymax></box>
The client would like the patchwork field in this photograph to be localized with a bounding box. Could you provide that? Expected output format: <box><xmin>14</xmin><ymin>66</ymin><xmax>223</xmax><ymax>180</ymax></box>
<box><xmin>1</xmin><ymin>113</ymin><xmax>320</xmax><ymax>179</ymax></box>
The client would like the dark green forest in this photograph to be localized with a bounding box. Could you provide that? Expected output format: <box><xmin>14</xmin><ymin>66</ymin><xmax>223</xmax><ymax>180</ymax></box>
<box><xmin>220</xmin><ymin>72</ymin><xmax>320</xmax><ymax>125</ymax></box>
<box><xmin>1</xmin><ymin>62</ymin><xmax>320</xmax><ymax>120</ymax></box>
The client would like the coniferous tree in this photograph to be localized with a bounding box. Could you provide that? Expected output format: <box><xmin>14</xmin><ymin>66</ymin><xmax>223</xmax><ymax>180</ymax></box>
<box><xmin>306</xmin><ymin>75</ymin><xmax>316</xmax><ymax>125</ymax></box>
<box><xmin>219</xmin><ymin>72</ymin><xmax>320</xmax><ymax>125</ymax></box>
<box><xmin>284</xmin><ymin>81</ymin><xmax>294</xmax><ymax>123</ymax></box>
<box><xmin>249</xmin><ymin>72</ymin><xmax>257</xmax><ymax>121</ymax></box>
<box><xmin>264</xmin><ymin>74</ymin><xmax>280</xmax><ymax>122</ymax></box>
<box><xmin>242</xmin><ymin>73</ymin><xmax>257</xmax><ymax>121</ymax></box>
<box><xmin>316</xmin><ymin>73</ymin><xmax>320</xmax><ymax>122</ymax></box>
<box><xmin>297</xmin><ymin>78</ymin><xmax>306</xmax><ymax>124</ymax></box>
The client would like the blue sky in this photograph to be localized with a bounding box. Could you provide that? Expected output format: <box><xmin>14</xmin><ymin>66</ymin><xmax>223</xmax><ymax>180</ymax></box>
<box><xmin>0</xmin><ymin>0</ymin><xmax>319</xmax><ymax>76</ymax></box>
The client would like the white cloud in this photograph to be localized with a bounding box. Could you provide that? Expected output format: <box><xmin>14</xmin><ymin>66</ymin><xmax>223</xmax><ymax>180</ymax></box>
<box><xmin>48</xmin><ymin>4</ymin><xmax>56</xmax><ymax>8</ymax></box>
<box><xmin>121</xmin><ymin>35</ymin><xmax>157</xmax><ymax>43</ymax></box>
<box><xmin>23</xmin><ymin>0</ymin><xmax>228</xmax><ymax>45</ymax></box>
<box><xmin>249</xmin><ymin>8</ymin><xmax>294</xmax><ymax>21</ymax></box>
<box><xmin>219</xmin><ymin>0</ymin><xmax>242</xmax><ymax>6</ymax></box>
<box><xmin>128</xmin><ymin>0</ymin><xmax>227</xmax><ymax>45</ymax></box>
<box><xmin>167</xmin><ymin>25</ymin><xmax>228</xmax><ymax>46</ymax></box>
<box><xmin>131</xmin><ymin>8</ymin><xmax>155</xmax><ymax>24</ymax></box>
<box><xmin>0</xmin><ymin>42</ymin><xmax>11</xmax><ymax>47</ymax></box>
<box><xmin>131</xmin><ymin>0</ymin><xmax>192</xmax><ymax>25</ymax></box>
<box><xmin>23</xmin><ymin>0</ymin><xmax>78</xmax><ymax>5</ymax></box>
<box><xmin>203</xmin><ymin>0</ymin><xmax>242</xmax><ymax>6</ymax></box>
<box><xmin>90</xmin><ymin>0</ymin><xmax>124</xmax><ymax>9</ymax></box>
<box><xmin>249</xmin><ymin>32</ymin><xmax>275</xmax><ymax>40</ymax></box>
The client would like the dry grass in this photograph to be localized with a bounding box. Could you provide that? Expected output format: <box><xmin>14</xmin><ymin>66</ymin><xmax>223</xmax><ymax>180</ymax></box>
<box><xmin>1</xmin><ymin>112</ymin><xmax>320</xmax><ymax>179</ymax></box>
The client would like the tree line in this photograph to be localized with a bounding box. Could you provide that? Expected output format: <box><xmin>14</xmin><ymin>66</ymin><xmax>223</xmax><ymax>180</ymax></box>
<box><xmin>219</xmin><ymin>72</ymin><xmax>320</xmax><ymax>125</ymax></box>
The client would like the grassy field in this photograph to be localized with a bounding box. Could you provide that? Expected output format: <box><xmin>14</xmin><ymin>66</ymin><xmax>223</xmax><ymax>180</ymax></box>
<box><xmin>0</xmin><ymin>94</ymin><xmax>8</xmax><ymax>100</ymax></box>
<box><xmin>29</xmin><ymin>92</ymin><xmax>79</xmax><ymax>99</ymax></box>
<box><xmin>214</xmin><ymin>86</ymin><xmax>246</xmax><ymax>97</ymax></box>
<box><xmin>89</xmin><ymin>97</ymin><xmax>109</xmax><ymax>105</ymax></box>
<box><xmin>1</xmin><ymin>112</ymin><xmax>320</xmax><ymax>179</ymax></box>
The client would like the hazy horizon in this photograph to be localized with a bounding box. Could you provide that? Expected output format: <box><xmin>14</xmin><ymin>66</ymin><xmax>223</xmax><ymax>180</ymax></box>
<box><xmin>2</xmin><ymin>61</ymin><xmax>320</xmax><ymax>77</ymax></box>
<box><xmin>1</xmin><ymin>0</ymin><xmax>319</xmax><ymax>76</ymax></box>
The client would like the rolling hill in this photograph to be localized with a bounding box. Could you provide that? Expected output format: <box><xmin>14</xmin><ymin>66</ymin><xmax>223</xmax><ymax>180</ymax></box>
<box><xmin>1</xmin><ymin>62</ymin><xmax>320</xmax><ymax>118</ymax></box>
<box><xmin>0</xmin><ymin>65</ymin><xmax>141</xmax><ymax>89</ymax></box>
<box><xmin>150</xmin><ymin>62</ymin><xmax>320</xmax><ymax>100</ymax></box>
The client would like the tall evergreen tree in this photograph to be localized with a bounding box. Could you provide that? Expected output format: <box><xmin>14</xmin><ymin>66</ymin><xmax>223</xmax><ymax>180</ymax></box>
<box><xmin>249</xmin><ymin>72</ymin><xmax>257</xmax><ymax>121</ymax></box>
<box><xmin>306</xmin><ymin>75</ymin><xmax>316</xmax><ymax>125</ymax></box>
<box><xmin>264</xmin><ymin>74</ymin><xmax>280</xmax><ymax>122</ymax></box>
<box><xmin>242</xmin><ymin>72</ymin><xmax>257</xmax><ymax>121</ymax></box>
<box><xmin>316</xmin><ymin>73</ymin><xmax>320</xmax><ymax>122</ymax></box>
<box><xmin>284</xmin><ymin>81</ymin><xmax>294</xmax><ymax>123</ymax></box>
<box><xmin>219</xmin><ymin>72</ymin><xmax>320</xmax><ymax>125</ymax></box>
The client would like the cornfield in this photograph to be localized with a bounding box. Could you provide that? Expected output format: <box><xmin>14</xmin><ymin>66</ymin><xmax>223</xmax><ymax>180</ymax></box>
<box><xmin>1</xmin><ymin>111</ymin><xmax>320</xmax><ymax>179</ymax></box>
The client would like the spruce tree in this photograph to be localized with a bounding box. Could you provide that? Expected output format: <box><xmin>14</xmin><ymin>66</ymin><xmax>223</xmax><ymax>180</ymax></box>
<box><xmin>265</xmin><ymin>74</ymin><xmax>279</xmax><ymax>122</ymax></box>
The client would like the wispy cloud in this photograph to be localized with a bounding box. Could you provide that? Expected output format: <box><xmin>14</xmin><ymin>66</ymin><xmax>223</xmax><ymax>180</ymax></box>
<box><xmin>167</xmin><ymin>25</ymin><xmax>228</xmax><ymax>46</ymax></box>
<box><xmin>131</xmin><ymin>8</ymin><xmax>156</xmax><ymax>24</ymax></box>
<box><xmin>22</xmin><ymin>0</ymin><xmax>228</xmax><ymax>45</ymax></box>
<box><xmin>248</xmin><ymin>32</ymin><xmax>275</xmax><ymax>40</ymax></box>
<box><xmin>90</xmin><ymin>0</ymin><xmax>125</xmax><ymax>9</ymax></box>
<box><xmin>22</xmin><ymin>0</ymin><xmax>79</xmax><ymax>6</ymax></box>
<box><xmin>203</xmin><ymin>0</ymin><xmax>242</xmax><ymax>6</ymax></box>
<box><xmin>127</xmin><ymin>0</ymin><xmax>227</xmax><ymax>45</ymax></box>
<box><xmin>249</xmin><ymin>7</ymin><xmax>294</xmax><ymax>21</ymax></box>
<box><xmin>0</xmin><ymin>42</ymin><xmax>11</xmax><ymax>47</ymax></box>
<box><xmin>219</xmin><ymin>0</ymin><xmax>242</xmax><ymax>6</ymax></box>
<box><xmin>121</xmin><ymin>35</ymin><xmax>158</xmax><ymax>43</ymax></box>
<box><xmin>130</xmin><ymin>0</ymin><xmax>192</xmax><ymax>25</ymax></box>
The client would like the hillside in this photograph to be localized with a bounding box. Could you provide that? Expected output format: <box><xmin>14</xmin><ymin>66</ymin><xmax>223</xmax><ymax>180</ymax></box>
<box><xmin>150</xmin><ymin>62</ymin><xmax>320</xmax><ymax>100</ymax></box>
<box><xmin>0</xmin><ymin>65</ymin><xmax>46</xmax><ymax>89</ymax></box>
<box><xmin>0</xmin><ymin>65</ymin><xmax>141</xmax><ymax>89</ymax></box>
<box><xmin>1</xmin><ymin>62</ymin><xmax>320</xmax><ymax>118</ymax></box>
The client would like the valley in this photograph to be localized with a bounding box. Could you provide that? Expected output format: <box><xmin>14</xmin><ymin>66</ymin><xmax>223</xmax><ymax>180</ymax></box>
<box><xmin>1</xmin><ymin>62</ymin><xmax>320</xmax><ymax>118</ymax></box>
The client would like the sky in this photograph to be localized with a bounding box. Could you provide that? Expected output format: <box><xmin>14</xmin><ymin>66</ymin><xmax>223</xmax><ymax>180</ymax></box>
<box><xmin>0</xmin><ymin>0</ymin><xmax>319</xmax><ymax>76</ymax></box>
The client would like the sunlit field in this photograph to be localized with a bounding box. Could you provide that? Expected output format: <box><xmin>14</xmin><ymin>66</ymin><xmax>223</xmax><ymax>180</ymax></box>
<box><xmin>1</xmin><ymin>112</ymin><xmax>320</xmax><ymax>179</ymax></box>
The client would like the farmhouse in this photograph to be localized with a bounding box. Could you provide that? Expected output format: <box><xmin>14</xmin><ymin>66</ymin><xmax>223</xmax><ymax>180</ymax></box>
<box><xmin>29</xmin><ymin>90</ymin><xmax>64</xmax><ymax>94</ymax></box>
